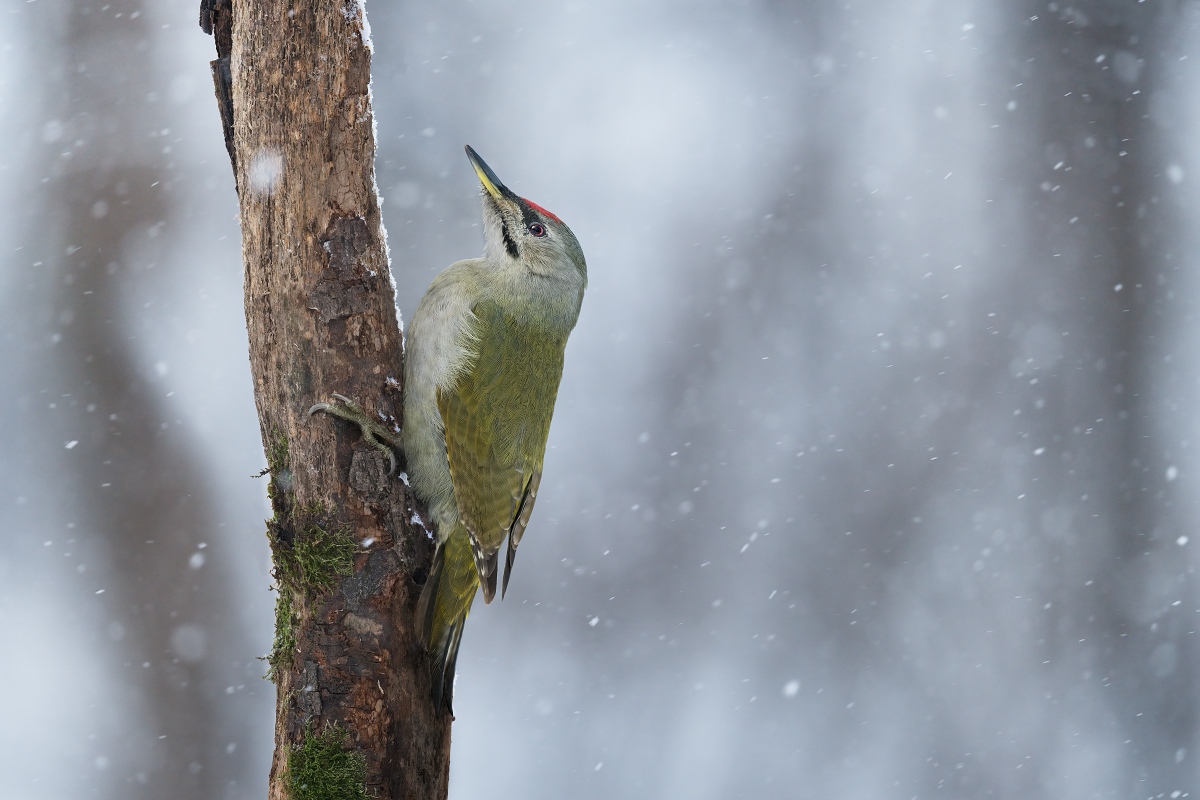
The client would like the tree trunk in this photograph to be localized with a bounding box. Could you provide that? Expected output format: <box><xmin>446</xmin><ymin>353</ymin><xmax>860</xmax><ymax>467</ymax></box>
<box><xmin>203</xmin><ymin>0</ymin><xmax>451</xmax><ymax>797</ymax></box>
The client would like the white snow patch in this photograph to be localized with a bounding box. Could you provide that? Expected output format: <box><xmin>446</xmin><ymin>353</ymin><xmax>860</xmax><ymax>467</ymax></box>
<box><xmin>170</xmin><ymin>624</ymin><xmax>207</xmax><ymax>662</ymax></box>
<box><xmin>248</xmin><ymin>149</ymin><xmax>284</xmax><ymax>196</ymax></box>
<box><xmin>42</xmin><ymin>120</ymin><xmax>64</xmax><ymax>142</ymax></box>
<box><xmin>344</xmin><ymin>0</ymin><xmax>373</xmax><ymax>53</ymax></box>
<box><xmin>394</xmin><ymin>181</ymin><xmax>420</xmax><ymax>209</ymax></box>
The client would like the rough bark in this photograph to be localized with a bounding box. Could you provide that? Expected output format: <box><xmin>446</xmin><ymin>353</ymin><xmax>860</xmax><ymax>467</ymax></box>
<box><xmin>205</xmin><ymin>0</ymin><xmax>452</xmax><ymax>797</ymax></box>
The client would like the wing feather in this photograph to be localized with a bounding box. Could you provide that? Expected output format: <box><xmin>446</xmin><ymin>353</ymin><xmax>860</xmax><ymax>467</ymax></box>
<box><xmin>438</xmin><ymin>300</ymin><xmax>565</xmax><ymax>603</ymax></box>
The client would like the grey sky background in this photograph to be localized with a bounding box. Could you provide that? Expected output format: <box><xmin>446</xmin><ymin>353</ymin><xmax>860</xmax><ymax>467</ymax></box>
<box><xmin>1</xmin><ymin>1</ymin><xmax>1199</xmax><ymax>798</ymax></box>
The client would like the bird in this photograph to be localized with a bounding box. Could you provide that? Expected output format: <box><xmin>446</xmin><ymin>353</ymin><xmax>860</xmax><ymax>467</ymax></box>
<box><xmin>311</xmin><ymin>145</ymin><xmax>586</xmax><ymax>713</ymax></box>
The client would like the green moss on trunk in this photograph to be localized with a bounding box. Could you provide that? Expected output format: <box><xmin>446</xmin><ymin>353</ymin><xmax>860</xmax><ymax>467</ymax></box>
<box><xmin>287</xmin><ymin>725</ymin><xmax>369</xmax><ymax>800</ymax></box>
<box><xmin>260</xmin><ymin>429</ymin><xmax>356</xmax><ymax>682</ymax></box>
<box><xmin>266</xmin><ymin>585</ymin><xmax>297</xmax><ymax>679</ymax></box>
<box><xmin>273</xmin><ymin>518</ymin><xmax>356</xmax><ymax>596</ymax></box>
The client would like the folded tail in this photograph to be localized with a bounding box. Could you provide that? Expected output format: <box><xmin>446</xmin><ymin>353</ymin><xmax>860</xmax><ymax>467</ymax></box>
<box><xmin>416</xmin><ymin>527</ymin><xmax>479</xmax><ymax>714</ymax></box>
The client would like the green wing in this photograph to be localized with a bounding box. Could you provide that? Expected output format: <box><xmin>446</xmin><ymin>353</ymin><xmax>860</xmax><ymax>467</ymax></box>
<box><xmin>437</xmin><ymin>300</ymin><xmax>566</xmax><ymax>603</ymax></box>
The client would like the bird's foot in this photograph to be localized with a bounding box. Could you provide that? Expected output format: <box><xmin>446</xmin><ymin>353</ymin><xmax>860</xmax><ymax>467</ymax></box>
<box><xmin>308</xmin><ymin>393</ymin><xmax>404</xmax><ymax>475</ymax></box>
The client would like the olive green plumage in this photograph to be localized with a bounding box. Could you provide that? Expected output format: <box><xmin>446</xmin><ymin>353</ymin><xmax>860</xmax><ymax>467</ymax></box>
<box><xmin>438</xmin><ymin>299</ymin><xmax>563</xmax><ymax>595</ymax></box>
<box><xmin>407</xmin><ymin>146</ymin><xmax>586</xmax><ymax>712</ymax></box>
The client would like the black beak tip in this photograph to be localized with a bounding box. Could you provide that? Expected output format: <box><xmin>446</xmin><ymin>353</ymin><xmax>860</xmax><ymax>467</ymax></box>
<box><xmin>464</xmin><ymin>145</ymin><xmax>510</xmax><ymax>196</ymax></box>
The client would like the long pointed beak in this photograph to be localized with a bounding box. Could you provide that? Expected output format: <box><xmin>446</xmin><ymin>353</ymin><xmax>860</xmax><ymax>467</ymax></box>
<box><xmin>465</xmin><ymin>145</ymin><xmax>512</xmax><ymax>202</ymax></box>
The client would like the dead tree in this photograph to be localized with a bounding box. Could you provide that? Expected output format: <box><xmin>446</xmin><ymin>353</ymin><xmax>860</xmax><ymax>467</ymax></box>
<box><xmin>200</xmin><ymin>0</ymin><xmax>451</xmax><ymax>797</ymax></box>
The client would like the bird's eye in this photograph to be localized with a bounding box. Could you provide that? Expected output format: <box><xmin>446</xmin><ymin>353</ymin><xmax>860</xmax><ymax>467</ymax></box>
<box><xmin>527</xmin><ymin>222</ymin><xmax>547</xmax><ymax>238</ymax></box>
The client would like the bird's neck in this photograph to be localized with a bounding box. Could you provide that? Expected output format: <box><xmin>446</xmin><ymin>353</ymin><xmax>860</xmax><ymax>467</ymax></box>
<box><xmin>480</xmin><ymin>262</ymin><xmax>583</xmax><ymax>335</ymax></box>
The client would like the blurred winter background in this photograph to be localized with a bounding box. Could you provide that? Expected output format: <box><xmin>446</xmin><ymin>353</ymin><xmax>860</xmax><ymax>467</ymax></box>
<box><xmin>2</xmin><ymin>0</ymin><xmax>1200</xmax><ymax>797</ymax></box>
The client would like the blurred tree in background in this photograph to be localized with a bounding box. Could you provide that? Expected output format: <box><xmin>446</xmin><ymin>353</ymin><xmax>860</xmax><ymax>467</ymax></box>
<box><xmin>1</xmin><ymin>0</ymin><xmax>257</xmax><ymax>796</ymax></box>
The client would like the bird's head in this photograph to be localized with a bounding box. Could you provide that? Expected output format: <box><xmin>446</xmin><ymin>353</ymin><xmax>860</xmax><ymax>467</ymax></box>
<box><xmin>465</xmin><ymin>145</ymin><xmax>586</xmax><ymax>288</ymax></box>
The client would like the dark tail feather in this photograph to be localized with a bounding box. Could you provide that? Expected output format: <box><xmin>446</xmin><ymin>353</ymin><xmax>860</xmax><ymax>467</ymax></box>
<box><xmin>415</xmin><ymin>542</ymin><xmax>445</xmax><ymax>646</ymax></box>
<box><xmin>418</xmin><ymin>537</ymin><xmax>477</xmax><ymax>714</ymax></box>
<box><xmin>417</xmin><ymin>543</ymin><xmax>458</xmax><ymax>714</ymax></box>
<box><xmin>432</xmin><ymin>618</ymin><xmax>467</xmax><ymax>714</ymax></box>
<box><xmin>434</xmin><ymin>618</ymin><xmax>465</xmax><ymax>714</ymax></box>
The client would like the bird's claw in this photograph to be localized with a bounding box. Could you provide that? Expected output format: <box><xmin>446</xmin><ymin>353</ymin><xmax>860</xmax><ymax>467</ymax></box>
<box><xmin>308</xmin><ymin>394</ymin><xmax>403</xmax><ymax>475</ymax></box>
<box><xmin>308</xmin><ymin>393</ymin><xmax>357</xmax><ymax>418</ymax></box>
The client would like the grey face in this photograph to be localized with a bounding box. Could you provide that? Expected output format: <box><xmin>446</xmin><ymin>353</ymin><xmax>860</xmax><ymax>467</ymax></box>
<box><xmin>468</xmin><ymin>146</ymin><xmax>587</xmax><ymax>285</ymax></box>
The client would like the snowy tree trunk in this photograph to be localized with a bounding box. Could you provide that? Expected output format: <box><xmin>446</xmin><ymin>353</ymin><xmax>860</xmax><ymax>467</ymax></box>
<box><xmin>202</xmin><ymin>0</ymin><xmax>451</xmax><ymax>797</ymax></box>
